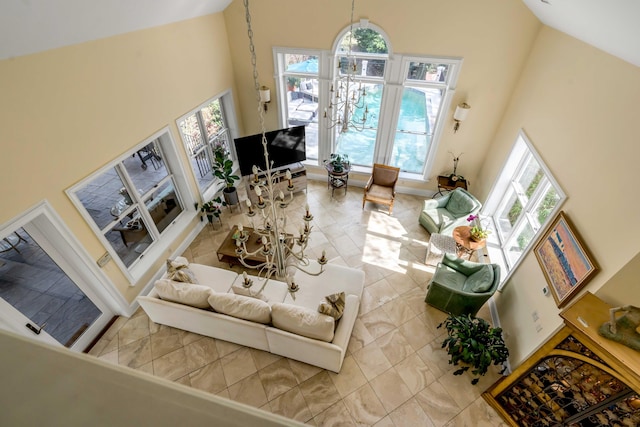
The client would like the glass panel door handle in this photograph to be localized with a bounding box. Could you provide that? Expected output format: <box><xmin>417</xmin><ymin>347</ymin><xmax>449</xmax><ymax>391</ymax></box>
<box><xmin>26</xmin><ymin>322</ymin><xmax>46</xmax><ymax>335</ymax></box>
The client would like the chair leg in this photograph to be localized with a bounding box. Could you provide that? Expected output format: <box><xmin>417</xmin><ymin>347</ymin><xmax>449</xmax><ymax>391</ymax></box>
<box><xmin>362</xmin><ymin>197</ymin><xmax>366</xmax><ymax>210</ymax></box>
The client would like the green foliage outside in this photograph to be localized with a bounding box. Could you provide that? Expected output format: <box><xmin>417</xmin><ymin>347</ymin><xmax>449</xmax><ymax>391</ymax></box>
<box><xmin>352</xmin><ymin>28</ymin><xmax>387</xmax><ymax>53</ymax></box>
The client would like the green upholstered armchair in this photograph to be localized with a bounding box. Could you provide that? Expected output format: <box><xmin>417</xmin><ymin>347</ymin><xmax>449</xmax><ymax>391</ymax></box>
<box><xmin>425</xmin><ymin>254</ymin><xmax>500</xmax><ymax>317</ymax></box>
<box><xmin>419</xmin><ymin>188</ymin><xmax>482</xmax><ymax>234</ymax></box>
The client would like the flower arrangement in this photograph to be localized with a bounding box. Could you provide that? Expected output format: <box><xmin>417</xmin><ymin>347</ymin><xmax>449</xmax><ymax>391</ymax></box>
<box><xmin>467</xmin><ymin>214</ymin><xmax>490</xmax><ymax>241</ymax></box>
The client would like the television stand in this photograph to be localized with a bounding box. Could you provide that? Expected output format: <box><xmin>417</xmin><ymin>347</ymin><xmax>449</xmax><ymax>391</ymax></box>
<box><xmin>244</xmin><ymin>163</ymin><xmax>307</xmax><ymax>204</ymax></box>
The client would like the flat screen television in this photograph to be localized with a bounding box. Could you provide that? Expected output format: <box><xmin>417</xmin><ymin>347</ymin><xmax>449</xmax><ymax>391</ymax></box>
<box><xmin>234</xmin><ymin>125</ymin><xmax>306</xmax><ymax>176</ymax></box>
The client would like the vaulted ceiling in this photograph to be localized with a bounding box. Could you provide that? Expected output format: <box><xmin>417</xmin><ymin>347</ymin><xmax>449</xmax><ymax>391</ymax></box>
<box><xmin>1</xmin><ymin>0</ymin><xmax>638</xmax><ymax>67</ymax></box>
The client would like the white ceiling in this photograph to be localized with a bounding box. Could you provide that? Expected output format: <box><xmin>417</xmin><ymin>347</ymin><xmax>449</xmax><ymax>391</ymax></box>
<box><xmin>0</xmin><ymin>0</ymin><xmax>232</xmax><ymax>60</ymax></box>
<box><xmin>522</xmin><ymin>0</ymin><xmax>640</xmax><ymax>67</ymax></box>
<box><xmin>0</xmin><ymin>0</ymin><xmax>638</xmax><ymax>67</ymax></box>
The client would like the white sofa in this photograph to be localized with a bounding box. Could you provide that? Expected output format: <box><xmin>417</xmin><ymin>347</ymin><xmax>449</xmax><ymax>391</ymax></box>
<box><xmin>137</xmin><ymin>259</ymin><xmax>364</xmax><ymax>373</ymax></box>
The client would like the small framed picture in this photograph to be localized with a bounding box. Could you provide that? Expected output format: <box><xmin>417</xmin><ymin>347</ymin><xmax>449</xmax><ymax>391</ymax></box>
<box><xmin>534</xmin><ymin>211</ymin><xmax>598</xmax><ymax>308</ymax></box>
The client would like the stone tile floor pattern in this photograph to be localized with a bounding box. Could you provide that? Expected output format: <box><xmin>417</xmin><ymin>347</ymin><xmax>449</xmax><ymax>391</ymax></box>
<box><xmin>88</xmin><ymin>179</ymin><xmax>507</xmax><ymax>426</ymax></box>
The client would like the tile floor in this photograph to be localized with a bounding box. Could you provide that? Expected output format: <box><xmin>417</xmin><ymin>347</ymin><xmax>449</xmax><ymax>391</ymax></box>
<box><xmin>88</xmin><ymin>179</ymin><xmax>507</xmax><ymax>426</ymax></box>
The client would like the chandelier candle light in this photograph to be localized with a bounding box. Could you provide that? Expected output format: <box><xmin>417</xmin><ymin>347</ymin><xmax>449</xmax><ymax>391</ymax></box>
<box><xmin>323</xmin><ymin>0</ymin><xmax>368</xmax><ymax>133</ymax></box>
<box><xmin>237</xmin><ymin>0</ymin><xmax>327</xmax><ymax>292</ymax></box>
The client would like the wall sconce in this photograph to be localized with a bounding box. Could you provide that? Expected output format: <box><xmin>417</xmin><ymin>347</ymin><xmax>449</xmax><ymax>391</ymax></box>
<box><xmin>259</xmin><ymin>85</ymin><xmax>271</xmax><ymax>112</ymax></box>
<box><xmin>453</xmin><ymin>102</ymin><xmax>470</xmax><ymax>133</ymax></box>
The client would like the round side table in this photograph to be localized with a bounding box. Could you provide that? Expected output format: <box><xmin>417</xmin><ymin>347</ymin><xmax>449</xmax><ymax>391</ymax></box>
<box><xmin>453</xmin><ymin>226</ymin><xmax>486</xmax><ymax>260</ymax></box>
<box><xmin>325</xmin><ymin>163</ymin><xmax>351</xmax><ymax>198</ymax></box>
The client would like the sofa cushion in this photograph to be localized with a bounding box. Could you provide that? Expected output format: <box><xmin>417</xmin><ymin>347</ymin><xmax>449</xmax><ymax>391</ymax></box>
<box><xmin>318</xmin><ymin>292</ymin><xmax>346</xmax><ymax>320</ymax></box>
<box><xmin>166</xmin><ymin>258</ymin><xmax>198</xmax><ymax>283</ymax></box>
<box><xmin>154</xmin><ymin>279</ymin><xmax>212</xmax><ymax>308</ymax></box>
<box><xmin>231</xmin><ymin>284</ymin><xmax>268</xmax><ymax>302</ymax></box>
<box><xmin>445</xmin><ymin>190</ymin><xmax>477</xmax><ymax>218</ymax></box>
<box><xmin>465</xmin><ymin>265</ymin><xmax>495</xmax><ymax>293</ymax></box>
<box><xmin>272</xmin><ymin>303</ymin><xmax>335</xmax><ymax>342</ymax></box>
<box><xmin>208</xmin><ymin>292</ymin><xmax>271</xmax><ymax>324</ymax></box>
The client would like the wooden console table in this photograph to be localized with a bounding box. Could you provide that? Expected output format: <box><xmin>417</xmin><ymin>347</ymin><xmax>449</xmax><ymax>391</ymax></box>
<box><xmin>434</xmin><ymin>175</ymin><xmax>468</xmax><ymax>197</ymax></box>
<box><xmin>483</xmin><ymin>292</ymin><xmax>640</xmax><ymax>426</ymax></box>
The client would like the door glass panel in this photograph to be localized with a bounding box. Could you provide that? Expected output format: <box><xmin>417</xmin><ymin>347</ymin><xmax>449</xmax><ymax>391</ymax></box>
<box><xmin>390</xmin><ymin>87</ymin><xmax>440</xmax><ymax>173</ymax></box>
<box><xmin>0</xmin><ymin>228</ymin><xmax>102</xmax><ymax>347</ymax></box>
<box><xmin>145</xmin><ymin>180</ymin><xmax>182</xmax><ymax>234</ymax></box>
<box><xmin>285</xmin><ymin>77</ymin><xmax>319</xmax><ymax>160</ymax></box>
<box><xmin>335</xmin><ymin>83</ymin><xmax>382</xmax><ymax>167</ymax></box>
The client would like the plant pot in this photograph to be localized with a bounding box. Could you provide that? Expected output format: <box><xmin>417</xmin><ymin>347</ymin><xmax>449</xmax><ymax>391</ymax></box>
<box><xmin>223</xmin><ymin>187</ymin><xmax>239</xmax><ymax>206</ymax></box>
<box><xmin>470</xmin><ymin>234</ymin><xmax>484</xmax><ymax>242</ymax></box>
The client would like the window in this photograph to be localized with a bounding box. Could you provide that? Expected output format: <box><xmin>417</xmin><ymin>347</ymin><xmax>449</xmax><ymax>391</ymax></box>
<box><xmin>275</xmin><ymin>52</ymin><xmax>320</xmax><ymax>161</ymax></box>
<box><xmin>273</xmin><ymin>25</ymin><xmax>461</xmax><ymax>178</ymax></box>
<box><xmin>68</xmin><ymin>130</ymin><xmax>191</xmax><ymax>279</ymax></box>
<box><xmin>484</xmin><ymin>131</ymin><xmax>566</xmax><ymax>285</ymax></box>
<box><xmin>177</xmin><ymin>93</ymin><xmax>236</xmax><ymax>197</ymax></box>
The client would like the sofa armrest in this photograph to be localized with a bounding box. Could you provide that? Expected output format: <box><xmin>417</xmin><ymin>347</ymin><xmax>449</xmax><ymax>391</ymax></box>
<box><xmin>364</xmin><ymin>175</ymin><xmax>374</xmax><ymax>191</ymax></box>
<box><xmin>441</xmin><ymin>253</ymin><xmax>485</xmax><ymax>276</ymax></box>
<box><xmin>332</xmin><ymin>295</ymin><xmax>359</xmax><ymax>350</ymax></box>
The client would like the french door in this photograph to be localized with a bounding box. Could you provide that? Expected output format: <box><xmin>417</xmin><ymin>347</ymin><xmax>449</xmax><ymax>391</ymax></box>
<box><xmin>0</xmin><ymin>218</ymin><xmax>116</xmax><ymax>351</ymax></box>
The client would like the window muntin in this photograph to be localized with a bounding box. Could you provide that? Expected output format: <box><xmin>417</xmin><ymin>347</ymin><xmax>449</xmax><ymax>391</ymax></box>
<box><xmin>72</xmin><ymin>133</ymin><xmax>185</xmax><ymax>270</ymax></box>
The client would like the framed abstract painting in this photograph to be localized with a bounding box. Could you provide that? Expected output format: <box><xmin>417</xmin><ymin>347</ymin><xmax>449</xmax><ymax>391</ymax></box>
<box><xmin>534</xmin><ymin>211</ymin><xmax>598</xmax><ymax>308</ymax></box>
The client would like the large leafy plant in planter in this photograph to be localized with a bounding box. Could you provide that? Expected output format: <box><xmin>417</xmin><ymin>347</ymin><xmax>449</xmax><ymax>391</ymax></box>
<box><xmin>212</xmin><ymin>144</ymin><xmax>240</xmax><ymax>205</ymax></box>
<box><xmin>438</xmin><ymin>314</ymin><xmax>509</xmax><ymax>385</ymax></box>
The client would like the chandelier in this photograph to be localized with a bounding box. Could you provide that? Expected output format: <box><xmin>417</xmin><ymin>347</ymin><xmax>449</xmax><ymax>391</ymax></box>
<box><xmin>324</xmin><ymin>0</ymin><xmax>368</xmax><ymax>133</ymax></box>
<box><xmin>236</xmin><ymin>0</ymin><xmax>326</xmax><ymax>292</ymax></box>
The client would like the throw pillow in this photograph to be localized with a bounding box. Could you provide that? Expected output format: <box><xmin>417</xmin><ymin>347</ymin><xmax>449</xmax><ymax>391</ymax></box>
<box><xmin>231</xmin><ymin>285</ymin><xmax>268</xmax><ymax>302</ymax></box>
<box><xmin>154</xmin><ymin>279</ymin><xmax>212</xmax><ymax>308</ymax></box>
<box><xmin>446</xmin><ymin>190</ymin><xmax>476</xmax><ymax>217</ymax></box>
<box><xmin>318</xmin><ymin>291</ymin><xmax>346</xmax><ymax>320</ymax></box>
<box><xmin>272</xmin><ymin>303</ymin><xmax>335</xmax><ymax>342</ymax></box>
<box><xmin>208</xmin><ymin>293</ymin><xmax>271</xmax><ymax>324</ymax></box>
<box><xmin>166</xmin><ymin>258</ymin><xmax>198</xmax><ymax>283</ymax></box>
<box><xmin>465</xmin><ymin>265</ymin><xmax>495</xmax><ymax>293</ymax></box>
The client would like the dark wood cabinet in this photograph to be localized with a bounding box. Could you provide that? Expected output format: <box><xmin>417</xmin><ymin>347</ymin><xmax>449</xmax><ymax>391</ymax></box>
<box><xmin>483</xmin><ymin>292</ymin><xmax>640</xmax><ymax>426</ymax></box>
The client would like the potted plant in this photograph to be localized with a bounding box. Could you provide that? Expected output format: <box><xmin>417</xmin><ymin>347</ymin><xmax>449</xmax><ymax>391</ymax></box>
<box><xmin>438</xmin><ymin>314</ymin><xmax>509</xmax><ymax>385</ymax></box>
<box><xmin>196</xmin><ymin>197</ymin><xmax>226</xmax><ymax>228</ymax></box>
<box><xmin>212</xmin><ymin>143</ymin><xmax>240</xmax><ymax>206</ymax></box>
<box><xmin>467</xmin><ymin>214</ymin><xmax>490</xmax><ymax>242</ymax></box>
<box><xmin>325</xmin><ymin>153</ymin><xmax>350</xmax><ymax>173</ymax></box>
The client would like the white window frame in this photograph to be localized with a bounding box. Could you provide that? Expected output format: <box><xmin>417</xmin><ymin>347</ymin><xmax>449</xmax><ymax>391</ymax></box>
<box><xmin>176</xmin><ymin>90</ymin><xmax>240</xmax><ymax>203</ymax></box>
<box><xmin>66</xmin><ymin>127</ymin><xmax>194</xmax><ymax>283</ymax></box>
<box><xmin>273</xmin><ymin>25</ymin><xmax>462</xmax><ymax>180</ymax></box>
<box><xmin>483</xmin><ymin>130</ymin><xmax>566</xmax><ymax>288</ymax></box>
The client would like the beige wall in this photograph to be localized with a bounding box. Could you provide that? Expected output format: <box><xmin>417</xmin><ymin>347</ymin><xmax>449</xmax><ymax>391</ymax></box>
<box><xmin>481</xmin><ymin>26</ymin><xmax>640</xmax><ymax>364</ymax></box>
<box><xmin>224</xmin><ymin>0</ymin><xmax>540</xmax><ymax>192</ymax></box>
<box><xmin>0</xmin><ymin>13</ymin><xmax>239</xmax><ymax>302</ymax></box>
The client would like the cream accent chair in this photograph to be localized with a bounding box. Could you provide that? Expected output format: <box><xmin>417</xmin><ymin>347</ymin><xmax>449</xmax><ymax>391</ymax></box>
<box><xmin>362</xmin><ymin>164</ymin><xmax>401</xmax><ymax>215</ymax></box>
